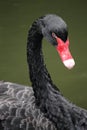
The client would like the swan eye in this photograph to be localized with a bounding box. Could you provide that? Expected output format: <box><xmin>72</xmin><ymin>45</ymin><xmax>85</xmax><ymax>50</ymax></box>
<box><xmin>52</xmin><ymin>32</ymin><xmax>57</xmax><ymax>39</ymax></box>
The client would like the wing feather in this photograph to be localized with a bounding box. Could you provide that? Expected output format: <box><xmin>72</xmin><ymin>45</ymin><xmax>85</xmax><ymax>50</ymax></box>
<box><xmin>0</xmin><ymin>81</ymin><xmax>56</xmax><ymax>130</ymax></box>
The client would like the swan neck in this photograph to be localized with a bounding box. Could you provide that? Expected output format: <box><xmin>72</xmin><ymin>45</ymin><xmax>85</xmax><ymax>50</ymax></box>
<box><xmin>27</xmin><ymin>19</ymin><xmax>54</xmax><ymax>102</ymax></box>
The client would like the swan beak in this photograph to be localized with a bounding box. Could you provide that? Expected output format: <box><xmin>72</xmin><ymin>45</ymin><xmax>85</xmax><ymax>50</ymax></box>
<box><xmin>56</xmin><ymin>37</ymin><xmax>75</xmax><ymax>69</ymax></box>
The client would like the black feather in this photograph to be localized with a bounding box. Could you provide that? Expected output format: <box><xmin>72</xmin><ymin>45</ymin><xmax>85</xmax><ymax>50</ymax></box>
<box><xmin>0</xmin><ymin>14</ymin><xmax>87</xmax><ymax>130</ymax></box>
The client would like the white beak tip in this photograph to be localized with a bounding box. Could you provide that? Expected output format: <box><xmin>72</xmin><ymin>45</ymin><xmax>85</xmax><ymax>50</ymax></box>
<box><xmin>63</xmin><ymin>59</ymin><xmax>75</xmax><ymax>69</ymax></box>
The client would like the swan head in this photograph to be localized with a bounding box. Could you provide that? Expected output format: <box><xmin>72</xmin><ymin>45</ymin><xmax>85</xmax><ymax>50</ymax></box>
<box><xmin>41</xmin><ymin>14</ymin><xmax>75</xmax><ymax>69</ymax></box>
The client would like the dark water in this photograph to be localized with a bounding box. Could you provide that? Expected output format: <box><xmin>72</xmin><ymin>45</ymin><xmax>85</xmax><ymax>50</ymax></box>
<box><xmin>0</xmin><ymin>0</ymin><xmax>87</xmax><ymax>108</ymax></box>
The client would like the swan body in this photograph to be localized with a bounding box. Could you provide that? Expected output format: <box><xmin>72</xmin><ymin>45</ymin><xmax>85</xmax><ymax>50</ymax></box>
<box><xmin>0</xmin><ymin>81</ymin><xmax>56</xmax><ymax>130</ymax></box>
<box><xmin>0</xmin><ymin>14</ymin><xmax>87</xmax><ymax>130</ymax></box>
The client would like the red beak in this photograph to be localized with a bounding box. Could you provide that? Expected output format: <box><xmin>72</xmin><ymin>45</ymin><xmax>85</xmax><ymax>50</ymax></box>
<box><xmin>55</xmin><ymin>36</ymin><xmax>75</xmax><ymax>69</ymax></box>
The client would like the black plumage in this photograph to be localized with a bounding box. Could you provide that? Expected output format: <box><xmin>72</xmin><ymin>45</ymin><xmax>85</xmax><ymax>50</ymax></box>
<box><xmin>0</xmin><ymin>14</ymin><xmax>87</xmax><ymax>130</ymax></box>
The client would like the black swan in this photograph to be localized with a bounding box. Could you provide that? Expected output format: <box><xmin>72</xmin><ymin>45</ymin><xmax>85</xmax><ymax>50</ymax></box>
<box><xmin>0</xmin><ymin>14</ymin><xmax>87</xmax><ymax>130</ymax></box>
